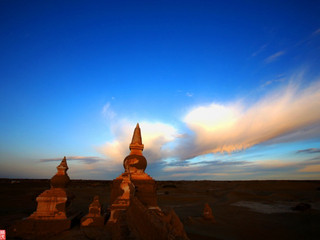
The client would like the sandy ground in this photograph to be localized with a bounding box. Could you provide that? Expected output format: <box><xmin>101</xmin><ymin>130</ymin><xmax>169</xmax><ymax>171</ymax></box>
<box><xmin>0</xmin><ymin>179</ymin><xmax>319</xmax><ymax>240</ymax></box>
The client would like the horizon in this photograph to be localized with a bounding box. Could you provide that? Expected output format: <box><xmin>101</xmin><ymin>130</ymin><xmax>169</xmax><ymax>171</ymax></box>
<box><xmin>1</xmin><ymin>1</ymin><xmax>320</xmax><ymax>180</ymax></box>
<box><xmin>2</xmin><ymin>177</ymin><xmax>320</xmax><ymax>181</ymax></box>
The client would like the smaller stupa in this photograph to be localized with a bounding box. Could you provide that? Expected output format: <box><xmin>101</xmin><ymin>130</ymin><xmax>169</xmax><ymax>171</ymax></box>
<box><xmin>203</xmin><ymin>203</ymin><xmax>215</xmax><ymax>222</ymax></box>
<box><xmin>12</xmin><ymin>157</ymin><xmax>73</xmax><ymax>238</ymax></box>
<box><xmin>29</xmin><ymin>156</ymin><xmax>70</xmax><ymax>220</ymax></box>
<box><xmin>81</xmin><ymin>195</ymin><xmax>104</xmax><ymax>227</ymax></box>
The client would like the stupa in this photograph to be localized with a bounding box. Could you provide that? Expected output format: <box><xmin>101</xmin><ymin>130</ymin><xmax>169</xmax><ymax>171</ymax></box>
<box><xmin>203</xmin><ymin>203</ymin><xmax>215</xmax><ymax>222</ymax></box>
<box><xmin>107</xmin><ymin>124</ymin><xmax>189</xmax><ymax>240</ymax></box>
<box><xmin>29</xmin><ymin>156</ymin><xmax>70</xmax><ymax>220</ymax></box>
<box><xmin>110</xmin><ymin>123</ymin><xmax>158</xmax><ymax>208</ymax></box>
<box><xmin>12</xmin><ymin>157</ymin><xmax>73</xmax><ymax>238</ymax></box>
<box><xmin>81</xmin><ymin>195</ymin><xmax>104</xmax><ymax>227</ymax></box>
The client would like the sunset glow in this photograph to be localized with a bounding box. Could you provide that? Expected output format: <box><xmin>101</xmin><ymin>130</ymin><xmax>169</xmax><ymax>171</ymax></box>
<box><xmin>0</xmin><ymin>1</ymin><xmax>319</xmax><ymax>180</ymax></box>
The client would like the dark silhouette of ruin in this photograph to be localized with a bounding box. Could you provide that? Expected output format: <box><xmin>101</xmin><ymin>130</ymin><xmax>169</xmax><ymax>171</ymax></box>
<box><xmin>81</xmin><ymin>195</ymin><xmax>104</xmax><ymax>227</ymax></box>
<box><xmin>11</xmin><ymin>124</ymin><xmax>189</xmax><ymax>239</ymax></box>
<box><xmin>203</xmin><ymin>203</ymin><xmax>215</xmax><ymax>222</ymax></box>
<box><xmin>12</xmin><ymin>157</ymin><xmax>77</xmax><ymax>238</ymax></box>
<box><xmin>107</xmin><ymin>123</ymin><xmax>189</xmax><ymax>239</ymax></box>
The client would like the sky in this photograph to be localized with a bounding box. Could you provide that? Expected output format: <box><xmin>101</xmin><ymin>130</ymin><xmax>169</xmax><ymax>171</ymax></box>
<box><xmin>1</xmin><ymin>0</ymin><xmax>320</xmax><ymax>180</ymax></box>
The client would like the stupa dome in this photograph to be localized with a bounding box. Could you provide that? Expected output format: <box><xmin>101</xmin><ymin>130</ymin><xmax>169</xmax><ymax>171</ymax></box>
<box><xmin>51</xmin><ymin>174</ymin><xmax>70</xmax><ymax>188</ymax></box>
<box><xmin>123</xmin><ymin>123</ymin><xmax>147</xmax><ymax>173</ymax></box>
<box><xmin>123</xmin><ymin>154</ymin><xmax>147</xmax><ymax>171</ymax></box>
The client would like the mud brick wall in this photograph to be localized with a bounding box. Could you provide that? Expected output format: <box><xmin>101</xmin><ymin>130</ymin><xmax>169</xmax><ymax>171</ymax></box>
<box><xmin>110</xmin><ymin>179</ymin><xmax>158</xmax><ymax>207</ymax></box>
<box><xmin>127</xmin><ymin>197</ymin><xmax>169</xmax><ymax>240</ymax></box>
<box><xmin>131</xmin><ymin>179</ymin><xmax>158</xmax><ymax>207</ymax></box>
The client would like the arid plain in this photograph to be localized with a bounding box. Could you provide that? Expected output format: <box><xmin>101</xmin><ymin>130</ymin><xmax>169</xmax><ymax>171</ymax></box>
<box><xmin>1</xmin><ymin>179</ymin><xmax>319</xmax><ymax>240</ymax></box>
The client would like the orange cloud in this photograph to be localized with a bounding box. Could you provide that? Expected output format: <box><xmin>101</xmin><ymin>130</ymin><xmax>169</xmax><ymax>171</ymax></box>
<box><xmin>98</xmin><ymin>120</ymin><xmax>179</xmax><ymax>165</ymax></box>
<box><xmin>97</xmin><ymin>75</ymin><xmax>320</xmax><ymax>170</ymax></box>
<box><xmin>181</xmin><ymin>78</ymin><xmax>320</xmax><ymax>158</ymax></box>
<box><xmin>299</xmin><ymin>164</ymin><xmax>320</xmax><ymax>172</ymax></box>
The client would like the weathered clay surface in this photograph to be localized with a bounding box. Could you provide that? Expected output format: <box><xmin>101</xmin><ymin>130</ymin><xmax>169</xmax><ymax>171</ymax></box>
<box><xmin>12</xmin><ymin>157</ymin><xmax>73</xmax><ymax>238</ymax></box>
<box><xmin>203</xmin><ymin>203</ymin><xmax>215</xmax><ymax>222</ymax></box>
<box><xmin>3</xmin><ymin>180</ymin><xmax>320</xmax><ymax>240</ymax></box>
<box><xmin>28</xmin><ymin>188</ymin><xmax>68</xmax><ymax>219</ymax></box>
<box><xmin>111</xmin><ymin>178</ymin><xmax>157</xmax><ymax>208</ymax></box>
<box><xmin>127</xmin><ymin>197</ymin><xmax>189</xmax><ymax>240</ymax></box>
<box><xmin>107</xmin><ymin>124</ymin><xmax>189</xmax><ymax>239</ymax></box>
<box><xmin>81</xmin><ymin>195</ymin><xmax>105</xmax><ymax>227</ymax></box>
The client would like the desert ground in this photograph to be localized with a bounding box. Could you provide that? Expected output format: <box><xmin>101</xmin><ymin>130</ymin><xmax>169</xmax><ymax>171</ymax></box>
<box><xmin>1</xmin><ymin>179</ymin><xmax>319</xmax><ymax>240</ymax></box>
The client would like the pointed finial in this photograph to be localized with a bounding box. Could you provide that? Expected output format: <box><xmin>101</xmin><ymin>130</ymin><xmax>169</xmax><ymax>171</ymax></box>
<box><xmin>51</xmin><ymin>156</ymin><xmax>70</xmax><ymax>188</ymax></box>
<box><xmin>131</xmin><ymin>123</ymin><xmax>142</xmax><ymax>145</ymax></box>
<box><xmin>123</xmin><ymin>124</ymin><xmax>147</xmax><ymax>172</ymax></box>
<box><xmin>129</xmin><ymin>123</ymin><xmax>144</xmax><ymax>153</ymax></box>
<box><xmin>58</xmin><ymin>156</ymin><xmax>68</xmax><ymax>171</ymax></box>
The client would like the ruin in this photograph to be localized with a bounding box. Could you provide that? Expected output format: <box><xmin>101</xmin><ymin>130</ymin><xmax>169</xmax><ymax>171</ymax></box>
<box><xmin>81</xmin><ymin>195</ymin><xmax>105</xmax><ymax>227</ymax></box>
<box><xmin>12</xmin><ymin>157</ymin><xmax>74</xmax><ymax>238</ymax></box>
<box><xmin>10</xmin><ymin>125</ymin><xmax>190</xmax><ymax>239</ymax></box>
<box><xmin>107</xmin><ymin>123</ymin><xmax>189</xmax><ymax>240</ymax></box>
<box><xmin>109</xmin><ymin>123</ymin><xmax>157</xmax><ymax>211</ymax></box>
<box><xmin>203</xmin><ymin>203</ymin><xmax>215</xmax><ymax>222</ymax></box>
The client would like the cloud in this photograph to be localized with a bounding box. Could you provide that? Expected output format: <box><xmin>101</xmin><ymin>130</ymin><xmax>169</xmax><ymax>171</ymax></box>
<box><xmin>299</xmin><ymin>164</ymin><xmax>320</xmax><ymax>172</ymax></box>
<box><xmin>175</xmin><ymin>78</ymin><xmax>320</xmax><ymax>160</ymax></box>
<box><xmin>251</xmin><ymin>160</ymin><xmax>299</xmax><ymax>172</ymax></box>
<box><xmin>102</xmin><ymin>102</ymin><xmax>116</xmax><ymax>120</ymax></box>
<box><xmin>264</xmin><ymin>51</ymin><xmax>285</xmax><ymax>63</ymax></box>
<box><xmin>252</xmin><ymin>44</ymin><xmax>268</xmax><ymax>57</ymax></box>
<box><xmin>40</xmin><ymin>156</ymin><xmax>101</xmax><ymax>164</ymax></box>
<box><xmin>168</xmin><ymin>172</ymin><xmax>236</xmax><ymax>178</ymax></box>
<box><xmin>312</xmin><ymin>28</ymin><xmax>320</xmax><ymax>35</ymax></box>
<box><xmin>186</xmin><ymin>92</ymin><xmax>193</xmax><ymax>97</ymax></box>
<box><xmin>98</xmin><ymin>119</ymin><xmax>179</xmax><ymax>165</ymax></box>
<box><xmin>163</xmin><ymin>159</ymin><xmax>250</xmax><ymax>173</ymax></box>
<box><xmin>261</xmin><ymin>74</ymin><xmax>286</xmax><ymax>88</ymax></box>
<box><xmin>95</xmin><ymin>73</ymin><xmax>320</xmax><ymax>180</ymax></box>
<box><xmin>297</xmin><ymin>148</ymin><xmax>320</xmax><ymax>154</ymax></box>
<box><xmin>160</xmin><ymin>158</ymin><xmax>253</xmax><ymax>180</ymax></box>
<box><xmin>161</xmin><ymin>158</ymin><xmax>310</xmax><ymax>180</ymax></box>
<box><xmin>188</xmin><ymin>160</ymin><xmax>249</xmax><ymax>166</ymax></box>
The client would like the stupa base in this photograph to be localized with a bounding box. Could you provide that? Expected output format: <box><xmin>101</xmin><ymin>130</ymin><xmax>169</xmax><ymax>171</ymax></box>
<box><xmin>81</xmin><ymin>215</ymin><xmax>105</xmax><ymax>227</ymax></box>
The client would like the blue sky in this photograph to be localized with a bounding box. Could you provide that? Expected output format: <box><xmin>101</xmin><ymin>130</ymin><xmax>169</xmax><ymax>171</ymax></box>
<box><xmin>1</xmin><ymin>0</ymin><xmax>320</xmax><ymax>180</ymax></box>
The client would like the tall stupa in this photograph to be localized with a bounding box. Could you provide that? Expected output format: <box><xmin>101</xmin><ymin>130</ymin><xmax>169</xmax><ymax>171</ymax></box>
<box><xmin>107</xmin><ymin>124</ymin><xmax>189</xmax><ymax>240</ymax></box>
<box><xmin>110</xmin><ymin>123</ymin><xmax>157</xmax><ymax>208</ymax></box>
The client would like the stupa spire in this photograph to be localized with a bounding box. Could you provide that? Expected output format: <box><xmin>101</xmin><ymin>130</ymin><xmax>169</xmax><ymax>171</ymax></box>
<box><xmin>129</xmin><ymin>123</ymin><xmax>144</xmax><ymax>154</ymax></box>
<box><xmin>58</xmin><ymin>156</ymin><xmax>69</xmax><ymax>171</ymax></box>
<box><xmin>123</xmin><ymin>124</ymin><xmax>147</xmax><ymax>173</ymax></box>
<box><xmin>50</xmin><ymin>156</ymin><xmax>70</xmax><ymax>188</ymax></box>
<box><xmin>131</xmin><ymin>123</ymin><xmax>142</xmax><ymax>145</ymax></box>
